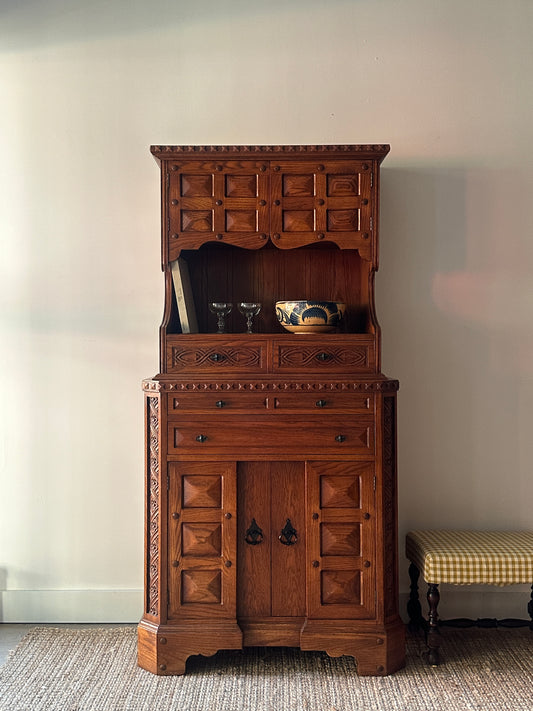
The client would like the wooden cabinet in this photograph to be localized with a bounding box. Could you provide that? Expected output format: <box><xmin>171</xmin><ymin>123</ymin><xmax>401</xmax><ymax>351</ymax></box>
<box><xmin>138</xmin><ymin>145</ymin><xmax>405</xmax><ymax>676</ymax></box>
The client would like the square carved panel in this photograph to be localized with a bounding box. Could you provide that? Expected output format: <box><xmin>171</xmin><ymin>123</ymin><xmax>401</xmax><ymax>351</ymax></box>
<box><xmin>225</xmin><ymin>210</ymin><xmax>258</xmax><ymax>232</ymax></box>
<box><xmin>182</xmin><ymin>475</ymin><xmax>221</xmax><ymax>508</ymax></box>
<box><xmin>225</xmin><ymin>174</ymin><xmax>258</xmax><ymax>197</ymax></box>
<box><xmin>181</xmin><ymin>570</ymin><xmax>222</xmax><ymax>604</ymax></box>
<box><xmin>282</xmin><ymin>174</ymin><xmax>316</xmax><ymax>197</ymax></box>
<box><xmin>180</xmin><ymin>174</ymin><xmax>214</xmax><ymax>197</ymax></box>
<box><xmin>182</xmin><ymin>523</ymin><xmax>222</xmax><ymax>557</ymax></box>
<box><xmin>326</xmin><ymin>209</ymin><xmax>359</xmax><ymax>232</ymax></box>
<box><xmin>327</xmin><ymin>173</ymin><xmax>360</xmax><ymax>196</ymax></box>
<box><xmin>321</xmin><ymin>523</ymin><xmax>361</xmax><ymax>556</ymax></box>
<box><xmin>282</xmin><ymin>210</ymin><xmax>316</xmax><ymax>232</ymax></box>
<box><xmin>320</xmin><ymin>475</ymin><xmax>361</xmax><ymax>508</ymax></box>
<box><xmin>180</xmin><ymin>210</ymin><xmax>213</xmax><ymax>232</ymax></box>
<box><xmin>321</xmin><ymin>570</ymin><xmax>361</xmax><ymax>605</ymax></box>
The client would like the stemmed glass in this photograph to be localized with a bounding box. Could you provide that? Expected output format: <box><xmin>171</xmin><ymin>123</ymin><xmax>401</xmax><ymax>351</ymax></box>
<box><xmin>209</xmin><ymin>302</ymin><xmax>233</xmax><ymax>334</ymax></box>
<box><xmin>238</xmin><ymin>302</ymin><xmax>261</xmax><ymax>334</ymax></box>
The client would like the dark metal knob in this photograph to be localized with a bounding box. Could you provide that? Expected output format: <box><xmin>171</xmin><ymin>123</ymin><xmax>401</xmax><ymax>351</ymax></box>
<box><xmin>312</xmin><ymin>513</ymin><xmax>319</xmax><ymax>520</ymax></box>
<box><xmin>312</xmin><ymin>560</ymin><xmax>320</xmax><ymax>568</ymax></box>
<box><xmin>335</xmin><ymin>434</ymin><xmax>346</xmax><ymax>443</ymax></box>
<box><xmin>315</xmin><ymin>400</ymin><xmax>327</xmax><ymax>408</ymax></box>
<box><xmin>363</xmin><ymin>512</ymin><xmax>371</xmax><ymax>520</ymax></box>
<box><xmin>196</xmin><ymin>434</ymin><xmax>208</xmax><ymax>443</ymax></box>
<box><xmin>224</xmin><ymin>512</ymin><xmax>232</xmax><ymax>519</ymax></box>
<box><xmin>209</xmin><ymin>353</ymin><xmax>226</xmax><ymax>362</ymax></box>
<box><xmin>316</xmin><ymin>352</ymin><xmax>332</xmax><ymax>361</ymax></box>
<box><xmin>225</xmin><ymin>560</ymin><xmax>232</xmax><ymax>567</ymax></box>
<box><xmin>215</xmin><ymin>400</ymin><xmax>226</xmax><ymax>408</ymax></box>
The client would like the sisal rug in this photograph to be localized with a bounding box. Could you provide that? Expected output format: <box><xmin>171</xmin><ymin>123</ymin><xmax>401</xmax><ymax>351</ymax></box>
<box><xmin>1</xmin><ymin>626</ymin><xmax>532</xmax><ymax>711</ymax></box>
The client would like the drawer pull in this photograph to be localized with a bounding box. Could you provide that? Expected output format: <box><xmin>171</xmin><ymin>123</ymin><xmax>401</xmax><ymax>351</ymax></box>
<box><xmin>245</xmin><ymin>518</ymin><xmax>264</xmax><ymax>545</ymax></box>
<box><xmin>195</xmin><ymin>434</ymin><xmax>209</xmax><ymax>443</ymax></box>
<box><xmin>215</xmin><ymin>400</ymin><xmax>227</xmax><ymax>408</ymax></box>
<box><xmin>279</xmin><ymin>518</ymin><xmax>298</xmax><ymax>546</ymax></box>
<box><xmin>315</xmin><ymin>399</ymin><xmax>327</xmax><ymax>408</ymax></box>
<box><xmin>209</xmin><ymin>352</ymin><xmax>226</xmax><ymax>362</ymax></box>
<box><xmin>316</xmin><ymin>352</ymin><xmax>332</xmax><ymax>361</ymax></box>
<box><xmin>335</xmin><ymin>434</ymin><xmax>346</xmax><ymax>443</ymax></box>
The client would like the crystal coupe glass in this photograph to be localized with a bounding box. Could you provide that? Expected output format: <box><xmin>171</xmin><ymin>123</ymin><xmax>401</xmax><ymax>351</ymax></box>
<box><xmin>238</xmin><ymin>302</ymin><xmax>261</xmax><ymax>334</ymax></box>
<box><xmin>209</xmin><ymin>302</ymin><xmax>233</xmax><ymax>334</ymax></box>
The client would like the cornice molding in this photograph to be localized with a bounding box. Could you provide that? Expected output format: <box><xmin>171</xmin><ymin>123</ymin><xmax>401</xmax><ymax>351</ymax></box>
<box><xmin>150</xmin><ymin>144</ymin><xmax>390</xmax><ymax>158</ymax></box>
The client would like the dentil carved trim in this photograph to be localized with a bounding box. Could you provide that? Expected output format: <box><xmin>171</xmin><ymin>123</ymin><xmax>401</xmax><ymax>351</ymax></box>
<box><xmin>143</xmin><ymin>379</ymin><xmax>399</xmax><ymax>393</ymax></box>
<box><xmin>151</xmin><ymin>144</ymin><xmax>390</xmax><ymax>156</ymax></box>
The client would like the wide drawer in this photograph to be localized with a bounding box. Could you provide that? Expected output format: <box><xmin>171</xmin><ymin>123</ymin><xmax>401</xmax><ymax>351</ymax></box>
<box><xmin>167</xmin><ymin>391</ymin><xmax>373</xmax><ymax>414</ymax></box>
<box><xmin>272</xmin><ymin>337</ymin><xmax>375</xmax><ymax>373</ymax></box>
<box><xmin>166</xmin><ymin>337</ymin><xmax>267</xmax><ymax>374</ymax></box>
<box><xmin>167</xmin><ymin>417</ymin><xmax>375</xmax><ymax>456</ymax></box>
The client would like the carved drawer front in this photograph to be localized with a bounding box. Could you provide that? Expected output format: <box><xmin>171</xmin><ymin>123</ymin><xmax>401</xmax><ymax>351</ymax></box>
<box><xmin>168</xmin><ymin>391</ymin><xmax>272</xmax><ymax>414</ymax></box>
<box><xmin>167</xmin><ymin>461</ymin><xmax>237</xmax><ymax>620</ymax></box>
<box><xmin>266</xmin><ymin>392</ymin><xmax>373</xmax><ymax>414</ymax></box>
<box><xmin>306</xmin><ymin>461</ymin><xmax>376</xmax><ymax>619</ymax></box>
<box><xmin>273</xmin><ymin>338</ymin><xmax>375</xmax><ymax>373</ymax></box>
<box><xmin>167</xmin><ymin>160</ymin><xmax>270</xmax><ymax>258</ymax></box>
<box><xmin>166</xmin><ymin>338</ymin><xmax>266</xmax><ymax>373</ymax></box>
<box><xmin>168</xmin><ymin>417</ymin><xmax>375</xmax><ymax>456</ymax></box>
<box><xmin>168</xmin><ymin>391</ymin><xmax>373</xmax><ymax>415</ymax></box>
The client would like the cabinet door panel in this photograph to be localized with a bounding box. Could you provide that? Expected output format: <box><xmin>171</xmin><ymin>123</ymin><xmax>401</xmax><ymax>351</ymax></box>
<box><xmin>168</xmin><ymin>160</ymin><xmax>269</xmax><ymax>257</ymax></box>
<box><xmin>168</xmin><ymin>461</ymin><xmax>237</xmax><ymax>620</ymax></box>
<box><xmin>306</xmin><ymin>461</ymin><xmax>376</xmax><ymax>619</ymax></box>
<box><xmin>270</xmin><ymin>160</ymin><xmax>373</xmax><ymax>255</ymax></box>
<box><xmin>237</xmin><ymin>462</ymin><xmax>271</xmax><ymax>617</ymax></box>
<box><xmin>237</xmin><ymin>462</ymin><xmax>306</xmax><ymax>619</ymax></box>
<box><xmin>271</xmin><ymin>462</ymin><xmax>306</xmax><ymax>617</ymax></box>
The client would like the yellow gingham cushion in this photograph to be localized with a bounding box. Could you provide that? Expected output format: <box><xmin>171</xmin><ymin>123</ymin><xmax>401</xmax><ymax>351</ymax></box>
<box><xmin>406</xmin><ymin>530</ymin><xmax>533</xmax><ymax>585</ymax></box>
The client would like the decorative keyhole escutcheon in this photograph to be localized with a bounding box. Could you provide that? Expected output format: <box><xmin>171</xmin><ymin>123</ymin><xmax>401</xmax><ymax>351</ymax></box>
<box><xmin>279</xmin><ymin>519</ymin><xmax>298</xmax><ymax>546</ymax></box>
<box><xmin>244</xmin><ymin>518</ymin><xmax>264</xmax><ymax>545</ymax></box>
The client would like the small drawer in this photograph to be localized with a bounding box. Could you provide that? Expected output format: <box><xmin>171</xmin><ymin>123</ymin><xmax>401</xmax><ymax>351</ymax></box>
<box><xmin>166</xmin><ymin>337</ymin><xmax>266</xmax><ymax>374</ymax></box>
<box><xmin>267</xmin><ymin>392</ymin><xmax>373</xmax><ymax>413</ymax></box>
<box><xmin>168</xmin><ymin>391</ymin><xmax>270</xmax><ymax>414</ymax></box>
<box><xmin>168</xmin><ymin>417</ymin><xmax>375</xmax><ymax>456</ymax></box>
<box><xmin>273</xmin><ymin>338</ymin><xmax>375</xmax><ymax>374</ymax></box>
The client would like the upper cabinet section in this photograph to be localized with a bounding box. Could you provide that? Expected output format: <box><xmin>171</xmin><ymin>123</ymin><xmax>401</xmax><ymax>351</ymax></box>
<box><xmin>151</xmin><ymin>145</ymin><xmax>389</xmax><ymax>266</ymax></box>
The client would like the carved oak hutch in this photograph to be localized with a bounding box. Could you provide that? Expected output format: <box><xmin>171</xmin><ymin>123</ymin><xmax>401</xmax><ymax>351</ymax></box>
<box><xmin>137</xmin><ymin>144</ymin><xmax>405</xmax><ymax>675</ymax></box>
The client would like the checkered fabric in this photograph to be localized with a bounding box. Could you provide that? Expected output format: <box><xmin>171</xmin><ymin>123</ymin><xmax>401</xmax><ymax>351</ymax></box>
<box><xmin>406</xmin><ymin>530</ymin><xmax>533</xmax><ymax>585</ymax></box>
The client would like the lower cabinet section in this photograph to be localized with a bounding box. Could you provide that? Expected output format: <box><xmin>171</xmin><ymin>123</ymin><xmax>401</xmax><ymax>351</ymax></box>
<box><xmin>138</xmin><ymin>457</ymin><xmax>405</xmax><ymax>676</ymax></box>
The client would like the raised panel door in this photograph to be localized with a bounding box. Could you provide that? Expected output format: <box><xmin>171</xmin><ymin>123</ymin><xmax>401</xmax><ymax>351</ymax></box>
<box><xmin>168</xmin><ymin>160</ymin><xmax>270</xmax><ymax>257</ymax></box>
<box><xmin>168</xmin><ymin>461</ymin><xmax>237</xmax><ymax>620</ymax></box>
<box><xmin>306</xmin><ymin>460</ymin><xmax>376</xmax><ymax>619</ymax></box>
<box><xmin>270</xmin><ymin>160</ymin><xmax>373</xmax><ymax>254</ymax></box>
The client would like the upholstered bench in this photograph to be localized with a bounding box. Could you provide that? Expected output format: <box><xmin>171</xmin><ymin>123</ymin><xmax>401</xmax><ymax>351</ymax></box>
<box><xmin>406</xmin><ymin>530</ymin><xmax>533</xmax><ymax>665</ymax></box>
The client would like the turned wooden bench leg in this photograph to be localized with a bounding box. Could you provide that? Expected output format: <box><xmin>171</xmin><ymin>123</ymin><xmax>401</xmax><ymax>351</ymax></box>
<box><xmin>427</xmin><ymin>583</ymin><xmax>441</xmax><ymax>666</ymax></box>
<box><xmin>407</xmin><ymin>563</ymin><xmax>425</xmax><ymax>630</ymax></box>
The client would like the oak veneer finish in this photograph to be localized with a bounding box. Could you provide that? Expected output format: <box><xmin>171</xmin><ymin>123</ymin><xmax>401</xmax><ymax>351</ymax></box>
<box><xmin>138</xmin><ymin>144</ymin><xmax>405</xmax><ymax>676</ymax></box>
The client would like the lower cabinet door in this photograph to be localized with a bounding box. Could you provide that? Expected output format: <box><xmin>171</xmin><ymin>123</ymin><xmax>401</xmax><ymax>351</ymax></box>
<box><xmin>306</xmin><ymin>461</ymin><xmax>376</xmax><ymax>619</ymax></box>
<box><xmin>167</xmin><ymin>461</ymin><xmax>237</xmax><ymax>620</ymax></box>
<box><xmin>237</xmin><ymin>461</ymin><xmax>306</xmax><ymax>618</ymax></box>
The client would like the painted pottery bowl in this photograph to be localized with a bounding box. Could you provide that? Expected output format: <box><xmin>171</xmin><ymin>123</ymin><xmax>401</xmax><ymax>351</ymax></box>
<box><xmin>275</xmin><ymin>301</ymin><xmax>346</xmax><ymax>334</ymax></box>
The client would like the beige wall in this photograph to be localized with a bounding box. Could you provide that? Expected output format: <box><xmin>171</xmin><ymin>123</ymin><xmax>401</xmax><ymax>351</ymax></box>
<box><xmin>1</xmin><ymin>0</ymin><xmax>532</xmax><ymax>621</ymax></box>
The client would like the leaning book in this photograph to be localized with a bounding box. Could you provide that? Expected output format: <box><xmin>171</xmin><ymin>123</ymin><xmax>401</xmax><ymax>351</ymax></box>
<box><xmin>170</xmin><ymin>258</ymin><xmax>198</xmax><ymax>334</ymax></box>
